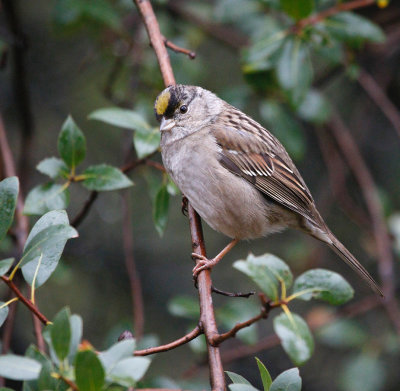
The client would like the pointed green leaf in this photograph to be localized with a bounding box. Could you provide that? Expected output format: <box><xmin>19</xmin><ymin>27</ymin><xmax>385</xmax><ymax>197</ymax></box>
<box><xmin>23</xmin><ymin>183</ymin><xmax>70</xmax><ymax>215</ymax></box>
<box><xmin>281</xmin><ymin>0</ymin><xmax>314</xmax><ymax>20</ymax></box>
<box><xmin>68</xmin><ymin>314</ymin><xmax>83</xmax><ymax>363</ymax></box>
<box><xmin>229</xmin><ymin>385</ymin><xmax>259</xmax><ymax>391</ymax></box>
<box><xmin>292</xmin><ymin>269</ymin><xmax>354</xmax><ymax>305</ymax></box>
<box><xmin>273</xmin><ymin>312</ymin><xmax>314</xmax><ymax>366</ymax></box>
<box><xmin>0</xmin><ymin>355</ymin><xmax>41</xmax><ymax>380</ymax></box>
<box><xmin>75</xmin><ymin>349</ymin><xmax>105</xmax><ymax>391</ymax></box>
<box><xmin>58</xmin><ymin>116</ymin><xmax>86</xmax><ymax>169</ymax></box>
<box><xmin>270</xmin><ymin>368</ymin><xmax>301</xmax><ymax>391</ymax></box>
<box><xmin>82</xmin><ymin>164</ymin><xmax>133</xmax><ymax>191</ymax></box>
<box><xmin>0</xmin><ymin>258</ymin><xmax>14</xmax><ymax>276</ymax></box>
<box><xmin>108</xmin><ymin>357</ymin><xmax>150</xmax><ymax>387</ymax></box>
<box><xmin>324</xmin><ymin>12</ymin><xmax>385</xmax><ymax>45</ymax></box>
<box><xmin>133</xmin><ymin>127</ymin><xmax>160</xmax><ymax>158</ymax></box>
<box><xmin>51</xmin><ymin>307</ymin><xmax>71</xmax><ymax>361</ymax></box>
<box><xmin>36</xmin><ymin>157</ymin><xmax>69</xmax><ymax>179</ymax></box>
<box><xmin>21</xmin><ymin>210</ymin><xmax>78</xmax><ymax>287</ymax></box>
<box><xmin>89</xmin><ymin>108</ymin><xmax>150</xmax><ymax>134</ymax></box>
<box><xmin>0</xmin><ymin>177</ymin><xmax>18</xmax><ymax>242</ymax></box>
<box><xmin>226</xmin><ymin>371</ymin><xmax>252</xmax><ymax>385</ymax></box>
<box><xmin>276</xmin><ymin>38</ymin><xmax>313</xmax><ymax>106</ymax></box>
<box><xmin>99</xmin><ymin>339</ymin><xmax>136</xmax><ymax>372</ymax></box>
<box><xmin>0</xmin><ymin>303</ymin><xmax>9</xmax><ymax>327</ymax></box>
<box><xmin>153</xmin><ymin>184</ymin><xmax>169</xmax><ymax>236</ymax></box>
<box><xmin>233</xmin><ymin>253</ymin><xmax>292</xmax><ymax>301</ymax></box>
<box><xmin>255</xmin><ymin>358</ymin><xmax>272</xmax><ymax>391</ymax></box>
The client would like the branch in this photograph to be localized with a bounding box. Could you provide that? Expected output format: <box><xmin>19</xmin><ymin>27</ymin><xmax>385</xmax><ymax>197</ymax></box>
<box><xmin>328</xmin><ymin>112</ymin><xmax>400</xmax><ymax>335</ymax></box>
<box><xmin>134</xmin><ymin>325</ymin><xmax>202</xmax><ymax>356</ymax></box>
<box><xmin>1</xmin><ymin>276</ymin><xmax>49</xmax><ymax>325</ymax></box>
<box><xmin>295</xmin><ymin>0</ymin><xmax>376</xmax><ymax>31</ymax></box>
<box><xmin>163</xmin><ymin>35</ymin><xmax>196</xmax><ymax>59</ymax></box>
<box><xmin>133</xmin><ymin>1</ymin><xmax>225</xmax><ymax>388</ymax></box>
<box><xmin>357</xmin><ymin>68</ymin><xmax>400</xmax><ymax>139</ymax></box>
<box><xmin>71</xmin><ymin>191</ymin><xmax>98</xmax><ymax>228</ymax></box>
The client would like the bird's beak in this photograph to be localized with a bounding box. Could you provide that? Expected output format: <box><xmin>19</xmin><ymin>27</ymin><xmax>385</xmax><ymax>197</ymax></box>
<box><xmin>160</xmin><ymin>117</ymin><xmax>176</xmax><ymax>132</ymax></box>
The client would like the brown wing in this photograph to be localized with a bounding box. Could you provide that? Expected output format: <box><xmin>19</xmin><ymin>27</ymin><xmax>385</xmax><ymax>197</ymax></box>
<box><xmin>212</xmin><ymin>108</ymin><xmax>322</xmax><ymax>226</ymax></box>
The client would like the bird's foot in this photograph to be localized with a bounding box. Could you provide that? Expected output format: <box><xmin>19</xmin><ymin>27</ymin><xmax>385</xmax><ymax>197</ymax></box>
<box><xmin>192</xmin><ymin>253</ymin><xmax>219</xmax><ymax>277</ymax></box>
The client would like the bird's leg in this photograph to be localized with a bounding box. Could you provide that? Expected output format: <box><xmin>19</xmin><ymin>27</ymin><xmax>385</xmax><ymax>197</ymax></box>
<box><xmin>192</xmin><ymin>238</ymin><xmax>239</xmax><ymax>277</ymax></box>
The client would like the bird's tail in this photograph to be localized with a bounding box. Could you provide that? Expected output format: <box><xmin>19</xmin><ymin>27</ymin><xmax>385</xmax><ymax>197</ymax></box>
<box><xmin>326</xmin><ymin>231</ymin><xmax>383</xmax><ymax>297</ymax></box>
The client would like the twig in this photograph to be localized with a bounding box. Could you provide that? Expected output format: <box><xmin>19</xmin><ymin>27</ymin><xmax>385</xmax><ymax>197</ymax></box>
<box><xmin>71</xmin><ymin>191</ymin><xmax>98</xmax><ymax>228</ymax></box>
<box><xmin>57</xmin><ymin>374</ymin><xmax>78</xmax><ymax>391</ymax></box>
<box><xmin>211</xmin><ymin>286</ymin><xmax>255</xmax><ymax>298</ymax></box>
<box><xmin>295</xmin><ymin>0</ymin><xmax>376</xmax><ymax>31</ymax></box>
<box><xmin>122</xmin><ymin>190</ymin><xmax>144</xmax><ymax>339</ymax></box>
<box><xmin>358</xmin><ymin>68</ymin><xmax>400</xmax><ymax>139</ymax></box>
<box><xmin>134</xmin><ymin>325</ymin><xmax>202</xmax><ymax>356</ymax></box>
<box><xmin>133</xmin><ymin>1</ymin><xmax>225</xmax><ymax>388</ymax></box>
<box><xmin>1</xmin><ymin>276</ymin><xmax>49</xmax><ymax>325</ymax></box>
<box><xmin>162</xmin><ymin>35</ymin><xmax>196</xmax><ymax>59</ymax></box>
<box><xmin>328</xmin><ymin>112</ymin><xmax>400</xmax><ymax>335</ymax></box>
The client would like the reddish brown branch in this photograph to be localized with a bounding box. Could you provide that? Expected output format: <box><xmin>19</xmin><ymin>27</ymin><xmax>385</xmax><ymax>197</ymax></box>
<box><xmin>58</xmin><ymin>374</ymin><xmax>78</xmax><ymax>391</ymax></box>
<box><xmin>1</xmin><ymin>276</ymin><xmax>49</xmax><ymax>325</ymax></box>
<box><xmin>134</xmin><ymin>325</ymin><xmax>202</xmax><ymax>356</ymax></box>
<box><xmin>163</xmin><ymin>35</ymin><xmax>196</xmax><ymax>59</ymax></box>
<box><xmin>295</xmin><ymin>0</ymin><xmax>375</xmax><ymax>31</ymax></box>
<box><xmin>358</xmin><ymin>68</ymin><xmax>400</xmax><ymax>139</ymax></box>
<box><xmin>328</xmin><ymin>113</ymin><xmax>400</xmax><ymax>334</ymax></box>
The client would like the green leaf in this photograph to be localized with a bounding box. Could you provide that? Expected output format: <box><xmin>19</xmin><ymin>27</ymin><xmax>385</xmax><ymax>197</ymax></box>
<box><xmin>0</xmin><ymin>303</ymin><xmax>9</xmax><ymax>327</ymax></box>
<box><xmin>133</xmin><ymin>127</ymin><xmax>160</xmax><ymax>159</ymax></box>
<box><xmin>233</xmin><ymin>253</ymin><xmax>292</xmax><ymax>301</ymax></box>
<box><xmin>51</xmin><ymin>307</ymin><xmax>71</xmax><ymax>361</ymax></box>
<box><xmin>273</xmin><ymin>312</ymin><xmax>314</xmax><ymax>366</ymax></box>
<box><xmin>0</xmin><ymin>177</ymin><xmax>18</xmax><ymax>242</ymax></box>
<box><xmin>0</xmin><ymin>355</ymin><xmax>41</xmax><ymax>380</ymax></box>
<box><xmin>255</xmin><ymin>358</ymin><xmax>272</xmax><ymax>391</ymax></box>
<box><xmin>168</xmin><ymin>295</ymin><xmax>199</xmax><ymax>319</ymax></box>
<box><xmin>339</xmin><ymin>354</ymin><xmax>386</xmax><ymax>391</ymax></box>
<box><xmin>276</xmin><ymin>37</ymin><xmax>313</xmax><ymax>106</ymax></box>
<box><xmin>0</xmin><ymin>257</ymin><xmax>14</xmax><ymax>276</ymax></box>
<box><xmin>108</xmin><ymin>357</ymin><xmax>151</xmax><ymax>387</ymax></box>
<box><xmin>75</xmin><ymin>350</ymin><xmax>105</xmax><ymax>391</ymax></box>
<box><xmin>153</xmin><ymin>184</ymin><xmax>169</xmax><ymax>236</ymax></box>
<box><xmin>260</xmin><ymin>101</ymin><xmax>305</xmax><ymax>160</ymax></box>
<box><xmin>292</xmin><ymin>269</ymin><xmax>354</xmax><ymax>305</ymax></box>
<box><xmin>21</xmin><ymin>210</ymin><xmax>78</xmax><ymax>288</ymax></box>
<box><xmin>270</xmin><ymin>368</ymin><xmax>302</xmax><ymax>391</ymax></box>
<box><xmin>99</xmin><ymin>339</ymin><xmax>136</xmax><ymax>372</ymax></box>
<box><xmin>82</xmin><ymin>164</ymin><xmax>133</xmax><ymax>191</ymax></box>
<box><xmin>89</xmin><ymin>108</ymin><xmax>150</xmax><ymax>134</ymax></box>
<box><xmin>324</xmin><ymin>12</ymin><xmax>385</xmax><ymax>45</ymax></box>
<box><xmin>68</xmin><ymin>314</ymin><xmax>83</xmax><ymax>363</ymax></box>
<box><xmin>281</xmin><ymin>0</ymin><xmax>314</xmax><ymax>20</ymax></box>
<box><xmin>226</xmin><ymin>371</ymin><xmax>252</xmax><ymax>385</ymax></box>
<box><xmin>23</xmin><ymin>183</ymin><xmax>70</xmax><ymax>216</ymax></box>
<box><xmin>297</xmin><ymin>89</ymin><xmax>331</xmax><ymax>124</ymax></box>
<box><xmin>58</xmin><ymin>116</ymin><xmax>86</xmax><ymax>169</ymax></box>
<box><xmin>229</xmin><ymin>385</ymin><xmax>259</xmax><ymax>391</ymax></box>
<box><xmin>36</xmin><ymin>157</ymin><xmax>69</xmax><ymax>179</ymax></box>
<box><xmin>318</xmin><ymin>319</ymin><xmax>368</xmax><ymax>348</ymax></box>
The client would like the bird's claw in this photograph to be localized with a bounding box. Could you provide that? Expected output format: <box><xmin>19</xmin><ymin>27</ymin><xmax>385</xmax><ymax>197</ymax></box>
<box><xmin>192</xmin><ymin>253</ymin><xmax>217</xmax><ymax>277</ymax></box>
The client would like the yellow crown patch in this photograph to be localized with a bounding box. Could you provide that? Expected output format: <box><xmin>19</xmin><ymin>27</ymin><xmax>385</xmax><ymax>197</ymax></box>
<box><xmin>155</xmin><ymin>91</ymin><xmax>171</xmax><ymax>116</ymax></box>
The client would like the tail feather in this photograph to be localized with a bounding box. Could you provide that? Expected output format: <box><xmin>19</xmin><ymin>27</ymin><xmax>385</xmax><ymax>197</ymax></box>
<box><xmin>327</xmin><ymin>233</ymin><xmax>383</xmax><ymax>297</ymax></box>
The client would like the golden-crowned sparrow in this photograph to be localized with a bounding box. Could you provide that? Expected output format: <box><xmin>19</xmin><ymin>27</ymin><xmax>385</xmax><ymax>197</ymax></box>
<box><xmin>154</xmin><ymin>84</ymin><xmax>382</xmax><ymax>296</ymax></box>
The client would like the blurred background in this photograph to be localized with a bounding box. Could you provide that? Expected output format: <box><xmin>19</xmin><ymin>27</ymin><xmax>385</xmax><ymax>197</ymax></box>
<box><xmin>0</xmin><ymin>0</ymin><xmax>400</xmax><ymax>390</ymax></box>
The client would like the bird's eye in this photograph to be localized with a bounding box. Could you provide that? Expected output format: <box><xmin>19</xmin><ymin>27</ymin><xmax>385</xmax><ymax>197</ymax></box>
<box><xmin>179</xmin><ymin>105</ymin><xmax>188</xmax><ymax>114</ymax></box>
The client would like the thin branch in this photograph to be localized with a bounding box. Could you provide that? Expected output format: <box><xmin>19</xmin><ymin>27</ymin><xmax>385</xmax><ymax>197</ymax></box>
<box><xmin>134</xmin><ymin>325</ymin><xmax>202</xmax><ymax>356</ymax></box>
<box><xmin>358</xmin><ymin>68</ymin><xmax>400</xmax><ymax>140</ymax></box>
<box><xmin>71</xmin><ymin>191</ymin><xmax>98</xmax><ymax>228</ymax></box>
<box><xmin>122</xmin><ymin>191</ymin><xmax>144</xmax><ymax>339</ymax></box>
<box><xmin>295</xmin><ymin>0</ymin><xmax>375</xmax><ymax>31</ymax></box>
<box><xmin>328</xmin><ymin>112</ymin><xmax>400</xmax><ymax>335</ymax></box>
<box><xmin>162</xmin><ymin>35</ymin><xmax>196</xmax><ymax>59</ymax></box>
<box><xmin>132</xmin><ymin>1</ymin><xmax>225</xmax><ymax>388</ymax></box>
<box><xmin>57</xmin><ymin>374</ymin><xmax>79</xmax><ymax>391</ymax></box>
<box><xmin>1</xmin><ymin>276</ymin><xmax>49</xmax><ymax>325</ymax></box>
